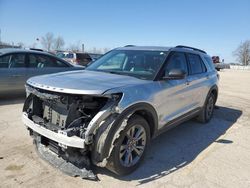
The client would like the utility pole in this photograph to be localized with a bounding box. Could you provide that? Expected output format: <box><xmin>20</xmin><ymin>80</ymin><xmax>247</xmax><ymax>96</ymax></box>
<box><xmin>82</xmin><ymin>44</ymin><xmax>84</xmax><ymax>52</ymax></box>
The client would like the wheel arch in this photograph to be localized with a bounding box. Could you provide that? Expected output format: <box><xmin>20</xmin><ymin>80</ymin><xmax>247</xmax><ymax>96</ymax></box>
<box><xmin>91</xmin><ymin>102</ymin><xmax>158</xmax><ymax>165</ymax></box>
<box><xmin>120</xmin><ymin>102</ymin><xmax>158</xmax><ymax>138</ymax></box>
<box><xmin>208</xmin><ymin>85</ymin><xmax>218</xmax><ymax>104</ymax></box>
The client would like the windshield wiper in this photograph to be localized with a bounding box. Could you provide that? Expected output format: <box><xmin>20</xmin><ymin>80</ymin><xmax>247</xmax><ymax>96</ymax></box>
<box><xmin>106</xmin><ymin>71</ymin><xmax>124</xmax><ymax>75</ymax></box>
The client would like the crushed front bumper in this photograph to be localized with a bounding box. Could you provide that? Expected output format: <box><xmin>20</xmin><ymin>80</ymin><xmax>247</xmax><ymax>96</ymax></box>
<box><xmin>35</xmin><ymin>139</ymin><xmax>97</xmax><ymax>180</ymax></box>
<box><xmin>22</xmin><ymin>113</ymin><xmax>98</xmax><ymax>180</ymax></box>
<box><xmin>22</xmin><ymin>113</ymin><xmax>85</xmax><ymax>149</ymax></box>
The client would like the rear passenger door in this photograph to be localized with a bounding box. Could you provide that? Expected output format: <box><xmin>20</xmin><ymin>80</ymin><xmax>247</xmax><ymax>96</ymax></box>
<box><xmin>186</xmin><ymin>53</ymin><xmax>208</xmax><ymax>109</ymax></box>
<box><xmin>27</xmin><ymin>53</ymin><xmax>71</xmax><ymax>78</ymax></box>
<box><xmin>0</xmin><ymin>53</ymin><xmax>28</xmax><ymax>94</ymax></box>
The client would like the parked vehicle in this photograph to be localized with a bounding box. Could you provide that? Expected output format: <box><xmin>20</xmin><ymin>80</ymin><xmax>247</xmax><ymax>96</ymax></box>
<box><xmin>56</xmin><ymin>51</ymin><xmax>102</xmax><ymax>66</ymax></box>
<box><xmin>22</xmin><ymin>45</ymin><xmax>219</xmax><ymax>180</ymax></box>
<box><xmin>212</xmin><ymin>56</ymin><xmax>230</xmax><ymax>71</ymax></box>
<box><xmin>0</xmin><ymin>48</ymin><xmax>84</xmax><ymax>95</ymax></box>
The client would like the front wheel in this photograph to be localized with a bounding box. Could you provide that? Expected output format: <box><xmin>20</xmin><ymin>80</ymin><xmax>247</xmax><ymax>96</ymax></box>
<box><xmin>106</xmin><ymin>115</ymin><xmax>150</xmax><ymax>175</ymax></box>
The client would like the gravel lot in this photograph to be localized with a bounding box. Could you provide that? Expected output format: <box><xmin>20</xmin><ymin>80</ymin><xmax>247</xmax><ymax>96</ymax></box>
<box><xmin>0</xmin><ymin>70</ymin><xmax>250</xmax><ymax>188</ymax></box>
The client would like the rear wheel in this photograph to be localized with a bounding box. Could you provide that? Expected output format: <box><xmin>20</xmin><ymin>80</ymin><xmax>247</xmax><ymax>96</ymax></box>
<box><xmin>106</xmin><ymin>115</ymin><xmax>150</xmax><ymax>175</ymax></box>
<box><xmin>197</xmin><ymin>93</ymin><xmax>215</xmax><ymax>123</ymax></box>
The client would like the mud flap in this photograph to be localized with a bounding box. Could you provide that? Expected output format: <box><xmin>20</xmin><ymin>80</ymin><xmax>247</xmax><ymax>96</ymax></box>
<box><xmin>34</xmin><ymin>139</ymin><xmax>98</xmax><ymax>181</ymax></box>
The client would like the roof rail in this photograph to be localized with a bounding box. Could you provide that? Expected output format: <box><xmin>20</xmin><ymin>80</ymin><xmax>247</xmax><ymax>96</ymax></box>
<box><xmin>29</xmin><ymin>48</ymin><xmax>44</xmax><ymax>52</ymax></box>
<box><xmin>124</xmin><ymin>45</ymin><xmax>136</xmax><ymax>47</ymax></box>
<box><xmin>175</xmin><ymin>45</ymin><xmax>206</xmax><ymax>54</ymax></box>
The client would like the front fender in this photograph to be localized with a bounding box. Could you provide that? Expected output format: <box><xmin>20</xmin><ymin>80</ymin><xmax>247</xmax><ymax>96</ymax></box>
<box><xmin>91</xmin><ymin>102</ymin><xmax>158</xmax><ymax>166</ymax></box>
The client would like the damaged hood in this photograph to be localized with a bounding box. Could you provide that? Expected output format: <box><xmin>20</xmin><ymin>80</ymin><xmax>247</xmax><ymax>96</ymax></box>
<box><xmin>27</xmin><ymin>70</ymin><xmax>148</xmax><ymax>95</ymax></box>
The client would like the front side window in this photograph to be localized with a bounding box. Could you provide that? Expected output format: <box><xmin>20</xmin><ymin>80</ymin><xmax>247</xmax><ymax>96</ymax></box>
<box><xmin>87</xmin><ymin>50</ymin><xmax>168</xmax><ymax>80</ymax></box>
<box><xmin>165</xmin><ymin>52</ymin><xmax>188</xmax><ymax>75</ymax></box>
<box><xmin>187</xmin><ymin>54</ymin><xmax>206</xmax><ymax>74</ymax></box>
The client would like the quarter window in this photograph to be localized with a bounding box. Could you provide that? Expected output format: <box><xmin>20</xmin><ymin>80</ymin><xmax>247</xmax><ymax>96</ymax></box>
<box><xmin>187</xmin><ymin>54</ymin><xmax>206</xmax><ymax>74</ymax></box>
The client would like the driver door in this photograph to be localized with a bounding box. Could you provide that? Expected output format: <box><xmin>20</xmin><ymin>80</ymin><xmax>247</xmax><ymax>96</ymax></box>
<box><xmin>156</xmin><ymin>52</ymin><xmax>193</xmax><ymax>129</ymax></box>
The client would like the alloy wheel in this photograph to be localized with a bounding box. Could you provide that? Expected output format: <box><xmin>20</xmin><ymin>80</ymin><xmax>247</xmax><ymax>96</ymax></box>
<box><xmin>119</xmin><ymin>124</ymin><xmax>147</xmax><ymax>167</ymax></box>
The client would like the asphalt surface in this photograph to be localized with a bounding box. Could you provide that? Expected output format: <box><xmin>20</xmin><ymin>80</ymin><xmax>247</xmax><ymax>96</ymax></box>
<box><xmin>0</xmin><ymin>70</ymin><xmax>250</xmax><ymax>188</ymax></box>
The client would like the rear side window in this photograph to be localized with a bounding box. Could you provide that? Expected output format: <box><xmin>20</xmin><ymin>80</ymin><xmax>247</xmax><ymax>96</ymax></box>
<box><xmin>0</xmin><ymin>54</ymin><xmax>26</xmax><ymax>68</ymax></box>
<box><xmin>187</xmin><ymin>54</ymin><xmax>206</xmax><ymax>74</ymax></box>
<box><xmin>0</xmin><ymin>55</ymin><xmax>11</xmax><ymax>68</ymax></box>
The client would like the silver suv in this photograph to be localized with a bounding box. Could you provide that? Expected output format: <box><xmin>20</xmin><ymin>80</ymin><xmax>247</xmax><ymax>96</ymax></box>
<box><xmin>22</xmin><ymin>45</ymin><xmax>218</xmax><ymax>180</ymax></box>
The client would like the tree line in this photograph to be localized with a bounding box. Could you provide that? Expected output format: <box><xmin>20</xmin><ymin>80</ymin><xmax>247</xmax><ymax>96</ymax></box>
<box><xmin>39</xmin><ymin>32</ymin><xmax>110</xmax><ymax>54</ymax></box>
<box><xmin>2</xmin><ymin>31</ymin><xmax>250</xmax><ymax>65</ymax></box>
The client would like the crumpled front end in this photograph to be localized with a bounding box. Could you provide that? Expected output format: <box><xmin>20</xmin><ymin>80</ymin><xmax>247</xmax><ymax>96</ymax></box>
<box><xmin>22</xmin><ymin>84</ymin><xmax>122</xmax><ymax>180</ymax></box>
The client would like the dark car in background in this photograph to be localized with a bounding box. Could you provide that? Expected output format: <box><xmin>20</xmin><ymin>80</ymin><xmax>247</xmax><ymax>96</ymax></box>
<box><xmin>56</xmin><ymin>51</ymin><xmax>102</xmax><ymax>66</ymax></box>
<box><xmin>0</xmin><ymin>48</ymin><xmax>84</xmax><ymax>95</ymax></box>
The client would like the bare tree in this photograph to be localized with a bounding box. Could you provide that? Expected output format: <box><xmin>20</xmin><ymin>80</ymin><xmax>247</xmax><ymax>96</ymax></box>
<box><xmin>233</xmin><ymin>40</ymin><xmax>250</xmax><ymax>66</ymax></box>
<box><xmin>54</xmin><ymin>36</ymin><xmax>65</xmax><ymax>50</ymax></box>
<box><xmin>41</xmin><ymin>32</ymin><xmax>54</xmax><ymax>51</ymax></box>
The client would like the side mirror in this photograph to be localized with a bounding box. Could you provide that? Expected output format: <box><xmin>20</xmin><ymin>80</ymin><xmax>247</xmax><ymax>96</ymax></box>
<box><xmin>163</xmin><ymin>69</ymin><xmax>186</xmax><ymax>80</ymax></box>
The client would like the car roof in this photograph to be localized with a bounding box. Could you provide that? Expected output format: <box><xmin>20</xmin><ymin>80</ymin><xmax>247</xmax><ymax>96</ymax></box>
<box><xmin>0</xmin><ymin>48</ymin><xmax>75</xmax><ymax>66</ymax></box>
<box><xmin>0</xmin><ymin>48</ymin><xmax>52</xmax><ymax>56</ymax></box>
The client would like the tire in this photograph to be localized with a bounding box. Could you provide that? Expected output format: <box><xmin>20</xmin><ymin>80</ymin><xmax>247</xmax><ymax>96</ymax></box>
<box><xmin>106</xmin><ymin>115</ymin><xmax>150</xmax><ymax>175</ymax></box>
<box><xmin>197</xmin><ymin>93</ymin><xmax>215</xmax><ymax>123</ymax></box>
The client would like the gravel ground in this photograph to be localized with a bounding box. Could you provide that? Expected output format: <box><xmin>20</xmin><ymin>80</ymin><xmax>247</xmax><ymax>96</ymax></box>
<box><xmin>0</xmin><ymin>70</ymin><xmax>250</xmax><ymax>188</ymax></box>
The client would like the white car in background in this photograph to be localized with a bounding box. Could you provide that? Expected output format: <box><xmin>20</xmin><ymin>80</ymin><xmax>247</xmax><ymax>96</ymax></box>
<box><xmin>57</xmin><ymin>52</ymin><xmax>101</xmax><ymax>66</ymax></box>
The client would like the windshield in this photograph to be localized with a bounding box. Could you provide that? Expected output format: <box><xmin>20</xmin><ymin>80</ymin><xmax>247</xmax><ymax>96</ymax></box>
<box><xmin>86</xmin><ymin>50</ymin><xmax>168</xmax><ymax>80</ymax></box>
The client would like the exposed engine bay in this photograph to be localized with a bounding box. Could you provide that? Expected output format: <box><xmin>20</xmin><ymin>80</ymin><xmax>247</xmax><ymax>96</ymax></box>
<box><xmin>25</xmin><ymin>88</ymin><xmax>108</xmax><ymax>139</ymax></box>
<box><xmin>22</xmin><ymin>84</ymin><xmax>122</xmax><ymax>180</ymax></box>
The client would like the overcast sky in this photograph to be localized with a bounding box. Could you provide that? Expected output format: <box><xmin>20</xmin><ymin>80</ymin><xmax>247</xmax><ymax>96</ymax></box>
<box><xmin>1</xmin><ymin>0</ymin><xmax>250</xmax><ymax>62</ymax></box>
